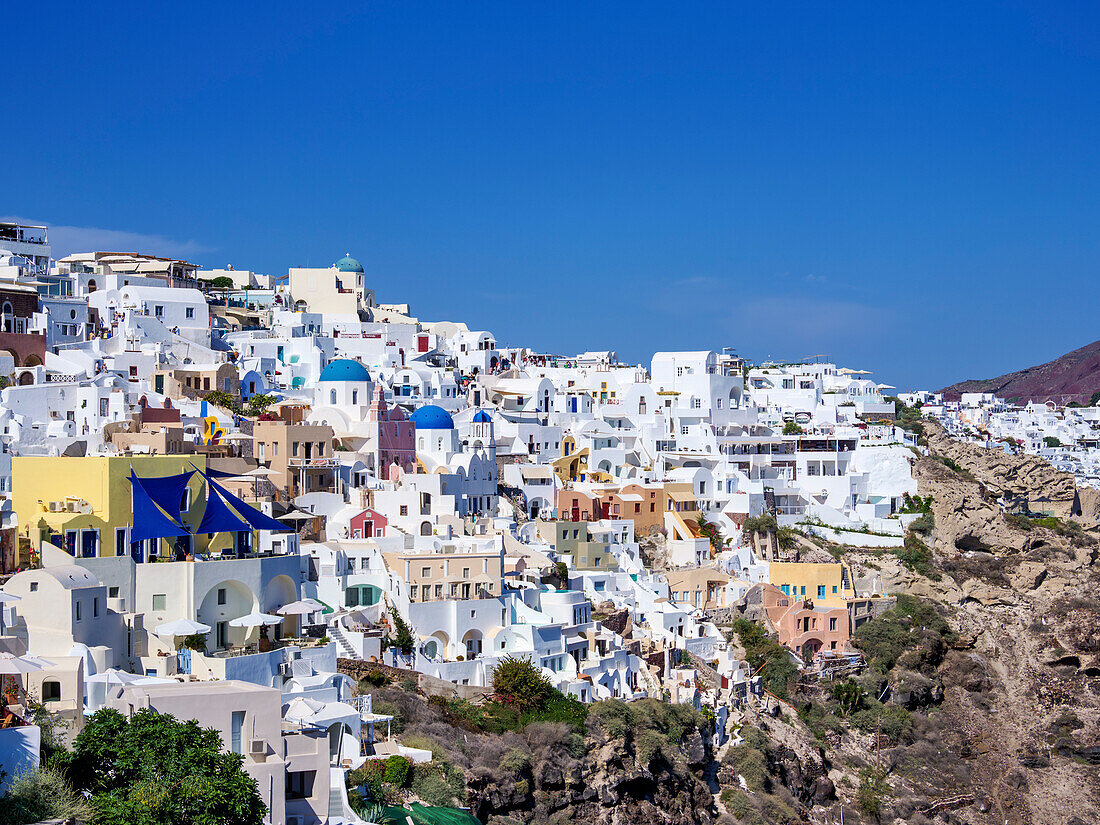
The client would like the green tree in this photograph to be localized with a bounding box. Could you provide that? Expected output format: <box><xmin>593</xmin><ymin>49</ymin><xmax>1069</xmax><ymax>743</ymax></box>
<box><xmin>491</xmin><ymin>655</ymin><xmax>554</xmax><ymax>711</ymax></box>
<box><xmin>1043</xmin><ymin>436</ymin><xmax>1062</xmax><ymax>448</ymax></box>
<box><xmin>782</xmin><ymin>421</ymin><xmax>803</xmax><ymax>435</ymax></box>
<box><xmin>209</xmin><ymin>276</ymin><xmax>234</xmax><ymax>289</ymax></box>
<box><xmin>244</xmin><ymin>393</ymin><xmax>276</xmax><ymax>418</ymax></box>
<box><xmin>829</xmin><ymin>679</ymin><xmax>866</xmax><ymax>716</ymax></box>
<box><xmin>203</xmin><ymin>389</ymin><xmax>241</xmax><ymax>413</ymax></box>
<box><xmin>384</xmin><ymin>611</ymin><xmax>416</xmax><ymax>655</ymax></box>
<box><xmin>68</xmin><ymin>708</ymin><xmax>267</xmax><ymax>825</ymax></box>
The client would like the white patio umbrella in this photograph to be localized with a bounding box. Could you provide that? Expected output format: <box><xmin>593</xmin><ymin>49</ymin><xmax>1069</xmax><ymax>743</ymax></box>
<box><xmin>0</xmin><ymin>652</ymin><xmax>44</xmax><ymax>675</ymax></box>
<box><xmin>86</xmin><ymin>668</ymin><xmax>148</xmax><ymax>686</ymax></box>
<box><xmin>277</xmin><ymin>600</ymin><xmax>319</xmax><ymax>616</ymax></box>
<box><xmin>229</xmin><ymin>611</ymin><xmax>284</xmax><ymax>628</ymax></box>
<box><xmin>155</xmin><ymin>618</ymin><xmax>212</xmax><ymax>637</ymax></box>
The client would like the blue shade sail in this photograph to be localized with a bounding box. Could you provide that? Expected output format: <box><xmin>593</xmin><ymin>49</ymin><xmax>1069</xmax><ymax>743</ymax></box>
<box><xmin>194</xmin><ymin>479</ymin><xmax>250</xmax><ymax>535</ymax></box>
<box><xmin>128</xmin><ymin>471</ymin><xmax>191</xmax><ymax>545</ymax></box>
<box><xmin>191</xmin><ymin>465</ymin><xmax>291</xmax><ymax>533</ymax></box>
<box><xmin>133</xmin><ymin>470</ymin><xmax>194</xmax><ymax>522</ymax></box>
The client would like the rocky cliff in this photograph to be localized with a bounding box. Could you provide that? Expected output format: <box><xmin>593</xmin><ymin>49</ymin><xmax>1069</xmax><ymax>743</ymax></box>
<box><xmin>940</xmin><ymin>338</ymin><xmax>1100</xmax><ymax>405</ymax></box>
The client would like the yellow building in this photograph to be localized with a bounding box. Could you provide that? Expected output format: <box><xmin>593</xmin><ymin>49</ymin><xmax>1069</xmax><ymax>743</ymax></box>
<box><xmin>767</xmin><ymin>561</ymin><xmax>853</xmax><ymax>608</ymax></box>
<box><xmin>12</xmin><ymin>455</ymin><xmax>248</xmax><ymax>565</ymax></box>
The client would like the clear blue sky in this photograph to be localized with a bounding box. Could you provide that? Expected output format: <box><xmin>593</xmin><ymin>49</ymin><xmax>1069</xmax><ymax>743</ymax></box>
<box><xmin>6</xmin><ymin>2</ymin><xmax>1100</xmax><ymax>389</ymax></box>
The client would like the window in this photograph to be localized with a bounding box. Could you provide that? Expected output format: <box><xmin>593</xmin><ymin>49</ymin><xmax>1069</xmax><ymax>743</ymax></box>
<box><xmin>681</xmin><ymin>426</ymin><xmax>689</xmax><ymax>435</ymax></box>
<box><xmin>29</xmin><ymin>581</ymin><xmax>38</xmax><ymax>592</ymax></box>
<box><xmin>152</xmin><ymin>594</ymin><xmax>166</xmax><ymax>611</ymax></box>
<box><xmin>800</xmin><ymin>586</ymin><xmax>806</xmax><ymax>596</ymax></box>
<box><xmin>832</xmin><ymin>585</ymin><xmax>838</xmax><ymax>594</ymax></box>
<box><xmin>154</xmin><ymin>305</ymin><xmax>164</xmax><ymax>318</ymax></box>
<box><xmin>185</xmin><ymin>307</ymin><xmax>195</xmax><ymax>319</ymax></box>
<box><xmin>42</xmin><ymin>680</ymin><xmax>61</xmax><ymax>702</ymax></box>
<box><xmin>287</xmin><ymin>770</ymin><xmax>316</xmax><ymax>799</ymax></box>
<box><xmin>399</xmin><ymin>505</ymin><xmax>408</xmax><ymax>516</ymax></box>
<box><xmin>818</xmin><ymin>585</ymin><xmax>826</xmax><ymax>599</ymax></box>
<box><xmin>421</xmin><ymin>566</ymin><xmax>431</xmax><ymax>578</ymax></box>
<box><xmin>93</xmin><ymin>597</ymin><xmax>100</xmax><ymax>617</ymax></box>
<box><xmin>115</xmin><ymin>527</ymin><xmax>127</xmax><ymax>556</ymax></box>
<box><xmin>829</xmin><ymin>617</ymin><xmax>838</xmax><ymax>631</ymax></box>
<box><xmin>75</xmin><ymin>601</ymin><xmax>82</xmax><ymax>621</ymax></box>
<box><xmin>217</xmin><ymin>588</ymin><xmax>227</xmax><ymax>605</ymax></box>
<box><xmin>108</xmin><ymin>586</ymin><xmax>119</xmax><ymax>598</ymax></box>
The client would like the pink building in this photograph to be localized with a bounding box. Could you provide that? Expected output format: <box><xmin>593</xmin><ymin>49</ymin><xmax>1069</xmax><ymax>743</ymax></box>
<box><xmin>365</xmin><ymin>385</ymin><xmax>416</xmax><ymax>478</ymax></box>
<box><xmin>349</xmin><ymin>508</ymin><xmax>388</xmax><ymax>539</ymax></box>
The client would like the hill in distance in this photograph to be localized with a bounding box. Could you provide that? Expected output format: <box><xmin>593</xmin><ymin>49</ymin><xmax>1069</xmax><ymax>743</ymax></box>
<box><xmin>941</xmin><ymin>338</ymin><xmax>1100</xmax><ymax>405</ymax></box>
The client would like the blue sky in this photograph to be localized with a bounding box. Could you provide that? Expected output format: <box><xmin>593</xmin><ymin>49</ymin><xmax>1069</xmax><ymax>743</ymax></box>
<box><xmin>6</xmin><ymin>2</ymin><xmax>1100</xmax><ymax>389</ymax></box>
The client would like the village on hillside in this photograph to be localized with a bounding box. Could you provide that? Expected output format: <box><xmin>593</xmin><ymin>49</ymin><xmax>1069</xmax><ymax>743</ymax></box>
<box><xmin>0</xmin><ymin>220</ymin><xmax>1075</xmax><ymax>823</ymax></box>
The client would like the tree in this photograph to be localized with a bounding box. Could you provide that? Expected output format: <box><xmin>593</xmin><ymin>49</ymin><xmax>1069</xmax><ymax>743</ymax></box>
<box><xmin>782</xmin><ymin>421</ymin><xmax>803</xmax><ymax>435</ymax></box>
<box><xmin>68</xmin><ymin>708</ymin><xmax>267</xmax><ymax>825</ymax></box>
<box><xmin>1043</xmin><ymin>436</ymin><xmax>1062</xmax><ymax>448</ymax></box>
<box><xmin>210</xmin><ymin>276</ymin><xmax>234</xmax><ymax>289</ymax></box>
<box><xmin>384</xmin><ymin>611</ymin><xmax>415</xmax><ymax>655</ymax></box>
<box><xmin>203</xmin><ymin>389</ymin><xmax>241</xmax><ymax>413</ymax></box>
<box><xmin>491</xmin><ymin>655</ymin><xmax>554</xmax><ymax>711</ymax></box>
<box><xmin>830</xmin><ymin>679</ymin><xmax>866</xmax><ymax>717</ymax></box>
<box><xmin>244</xmin><ymin>393</ymin><xmax>276</xmax><ymax>418</ymax></box>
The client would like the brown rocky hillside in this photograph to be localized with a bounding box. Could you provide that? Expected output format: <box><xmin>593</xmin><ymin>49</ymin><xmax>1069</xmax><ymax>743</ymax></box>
<box><xmin>940</xmin><ymin>338</ymin><xmax>1100</xmax><ymax>405</ymax></box>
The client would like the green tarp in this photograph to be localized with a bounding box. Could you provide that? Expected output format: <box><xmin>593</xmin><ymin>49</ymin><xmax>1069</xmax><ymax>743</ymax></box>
<box><xmin>379</xmin><ymin>802</ymin><xmax>481</xmax><ymax>825</ymax></box>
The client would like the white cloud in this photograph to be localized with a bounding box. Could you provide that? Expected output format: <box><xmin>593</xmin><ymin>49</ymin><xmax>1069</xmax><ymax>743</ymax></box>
<box><xmin>2</xmin><ymin>216</ymin><xmax>212</xmax><ymax>260</ymax></box>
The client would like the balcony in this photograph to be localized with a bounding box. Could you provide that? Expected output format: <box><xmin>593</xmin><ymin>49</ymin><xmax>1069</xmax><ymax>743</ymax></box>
<box><xmin>288</xmin><ymin>456</ymin><xmax>339</xmax><ymax>469</ymax></box>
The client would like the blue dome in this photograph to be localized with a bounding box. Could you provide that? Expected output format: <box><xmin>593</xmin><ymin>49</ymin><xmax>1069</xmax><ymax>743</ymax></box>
<box><xmin>472</xmin><ymin>410</ymin><xmax>492</xmax><ymax>423</ymax></box>
<box><xmin>409</xmin><ymin>405</ymin><xmax>455</xmax><ymax>430</ymax></box>
<box><xmin>319</xmin><ymin>359</ymin><xmax>372</xmax><ymax>382</ymax></box>
<box><xmin>335</xmin><ymin>254</ymin><xmax>364</xmax><ymax>273</ymax></box>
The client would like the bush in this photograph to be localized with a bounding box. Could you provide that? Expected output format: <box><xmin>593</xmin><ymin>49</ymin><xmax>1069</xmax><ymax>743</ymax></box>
<box><xmin>908</xmin><ymin>511</ymin><xmax>934</xmax><ymax>535</ymax></box>
<box><xmin>499</xmin><ymin>747</ymin><xmax>531</xmax><ymax>774</ymax></box>
<box><xmin>853</xmin><ymin>594</ymin><xmax>955</xmax><ymax>674</ymax></box>
<box><xmin>363</xmin><ymin>670</ymin><xmax>389</xmax><ymax>688</ymax></box>
<box><xmin>850</xmin><ymin>702</ymin><xmax>912</xmax><ymax>744</ymax></box>
<box><xmin>731</xmin><ymin>617</ymin><xmax>798</xmax><ymax>699</ymax></box>
<box><xmin>724</xmin><ymin>744</ymin><xmax>770</xmax><ymax>793</ymax></box>
<box><xmin>0</xmin><ymin>767</ymin><xmax>93</xmax><ymax>825</ymax></box>
<box><xmin>782</xmin><ymin>421</ymin><xmax>803</xmax><ymax>435</ymax></box>
<box><xmin>895</xmin><ymin>533</ymin><xmax>938</xmax><ymax>579</ymax></box>
<box><xmin>856</xmin><ymin>765</ymin><xmax>890</xmax><ymax>817</ymax></box>
<box><xmin>721</xmin><ymin>787</ymin><xmax>753</xmax><ymax>818</ymax></box>
<box><xmin>742</xmin><ymin>513</ymin><xmax>778</xmax><ymax>535</ymax></box>
<box><xmin>492</xmin><ymin>655</ymin><xmax>554</xmax><ymax>711</ymax></box>
<box><xmin>383</xmin><ymin>754</ymin><xmax>411</xmax><ymax>787</ymax></box>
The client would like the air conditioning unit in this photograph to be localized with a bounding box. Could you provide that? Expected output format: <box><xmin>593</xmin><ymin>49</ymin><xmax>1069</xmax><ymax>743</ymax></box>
<box><xmin>248</xmin><ymin>738</ymin><xmax>265</xmax><ymax>755</ymax></box>
<box><xmin>278</xmin><ymin>662</ymin><xmax>292</xmax><ymax>677</ymax></box>
<box><xmin>48</xmin><ymin>501</ymin><xmax>61</xmax><ymax>512</ymax></box>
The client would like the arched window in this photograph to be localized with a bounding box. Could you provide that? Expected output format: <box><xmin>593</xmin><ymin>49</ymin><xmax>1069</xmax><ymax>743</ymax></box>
<box><xmin>330</xmin><ymin>389</ymin><xmax>337</xmax><ymax>404</ymax></box>
<box><xmin>2</xmin><ymin>302</ymin><xmax>12</xmax><ymax>333</ymax></box>
<box><xmin>420</xmin><ymin>522</ymin><xmax>432</xmax><ymax>536</ymax></box>
<box><xmin>352</xmin><ymin>390</ymin><xmax>358</xmax><ymax>404</ymax></box>
<box><xmin>42</xmin><ymin>679</ymin><xmax>62</xmax><ymax>702</ymax></box>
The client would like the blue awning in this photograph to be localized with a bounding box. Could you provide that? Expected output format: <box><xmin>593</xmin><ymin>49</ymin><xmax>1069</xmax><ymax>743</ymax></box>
<box><xmin>133</xmin><ymin>469</ymin><xmax>194</xmax><ymax>523</ymax></box>
<box><xmin>195</xmin><ymin>479</ymin><xmax>250</xmax><ymax>535</ymax></box>
<box><xmin>129</xmin><ymin>471</ymin><xmax>191</xmax><ymax>545</ymax></box>
<box><xmin>191</xmin><ymin>466</ymin><xmax>291</xmax><ymax>533</ymax></box>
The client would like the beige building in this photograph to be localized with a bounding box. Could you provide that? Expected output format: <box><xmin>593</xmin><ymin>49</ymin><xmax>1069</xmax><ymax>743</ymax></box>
<box><xmin>152</xmin><ymin>363</ymin><xmax>239</xmax><ymax>400</ymax></box>
<box><xmin>287</xmin><ymin>256</ymin><xmax>375</xmax><ymax>317</ymax></box>
<box><xmin>664</xmin><ymin>567</ymin><xmax>731</xmax><ymax>610</ymax></box>
<box><xmin>253</xmin><ymin>420</ymin><xmax>338</xmax><ymax>496</ymax></box>
<box><xmin>382</xmin><ymin>548</ymin><xmax>504</xmax><ymax>603</ymax></box>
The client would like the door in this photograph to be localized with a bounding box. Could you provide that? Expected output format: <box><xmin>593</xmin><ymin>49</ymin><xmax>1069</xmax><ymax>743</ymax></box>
<box><xmin>216</xmin><ymin>621</ymin><xmax>228</xmax><ymax>651</ymax></box>
<box><xmin>231</xmin><ymin>710</ymin><xmax>244</xmax><ymax>754</ymax></box>
<box><xmin>154</xmin><ymin>374</ymin><xmax>164</xmax><ymax>394</ymax></box>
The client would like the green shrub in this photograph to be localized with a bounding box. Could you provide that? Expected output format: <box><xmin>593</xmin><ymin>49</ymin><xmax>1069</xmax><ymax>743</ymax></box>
<box><xmin>724</xmin><ymin>744</ymin><xmax>769</xmax><ymax>793</ymax></box>
<box><xmin>908</xmin><ymin>511</ymin><xmax>934</xmax><ymax>535</ymax></box>
<box><xmin>853</xmin><ymin>594</ymin><xmax>955</xmax><ymax>673</ymax></box>
<box><xmin>500</xmin><ymin>747</ymin><xmax>531</xmax><ymax>775</ymax></box>
<box><xmin>895</xmin><ymin>532</ymin><xmax>938</xmax><ymax>579</ymax></box>
<box><xmin>721</xmin><ymin>787</ymin><xmax>753</xmax><ymax>818</ymax></box>
<box><xmin>383</xmin><ymin>754</ymin><xmax>411</xmax><ymax>787</ymax></box>
<box><xmin>743</xmin><ymin>513</ymin><xmax>778</xmax><ymax>535</ymax></box>
<box><xmin>850</xmin><ymin>702</ymin><xmax>911</xmax><ymax>744</ymax></box>
<box><xmin>492</xmin><ymin>655</ymin><xmax>554</xmax><ymax>711</ymax></box>
<box><xmin>856</xmin><ymin>765</ymin><xmax>890</xmax><ymax>817</ymax></box>
<box><xmin>0</xmin><ymin>767</ymin><xmax>93</xmax><ymax>825</ymax></box>
<box><xmin>409</xmin><ymin>760</ymin><xmax>465</xmax><ymax>807</ymax></box>
<box><xmin>732</xmin><ymin>617</ymin><xmax>797</xmax><ymax>699</ymax></box>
